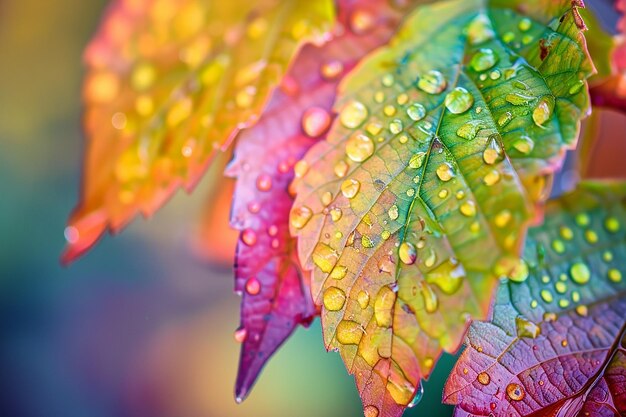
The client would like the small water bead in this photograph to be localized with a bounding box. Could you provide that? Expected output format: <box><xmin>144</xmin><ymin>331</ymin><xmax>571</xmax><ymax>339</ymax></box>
<box><xmin>494</xmin><ymin>210</ymin><xmax>512</xmax><ymax>228</ymax></box>
<box><xmin>421</xmin><ymin>283</ymin><xmax>439</xmax><ymax>313</ymax></box>
<box><xmin>483</xmin><ymin>170</ymin><xmax>501</xmax><ymax>186</ymax></box>
<box><xmin>407</xmin><ymin>384</ymin><xmax>425</xmax><ymax>409</ymax></box>
<box><xmin>340</xmin><ymin>100</ymin><xmax>368</xmax><ymax>128</ymax></box>
<box><xmin>330</xmin><ymin>265</ymin><xmax>348</xmax><ymax>280</ymax></box>
<box><xmin>364</xmin><ymin>405</ymin><xmax>379</xmax><ymax>417</ymax></box>
<box><xmin>362</xmin><ymin>235</ymin><xmax>375</xmax><ymax>248</ymax></box>
<box><xmin>242</xmin><ymin>229</ymin><xmax>257</xmax><ymax>246</ymax></box>
<box><xmin>540</xmin><ymin>289</ymin><xmax>554</xmax><ymax>303</ymax></box>
<box><xmin>341</xmin><ymin>179</ymin><xmax>361</xmax><ymax>198</ymax></box>
<box><xmin>301</xmin><ymin>107</ymin><xmax>331</xmax><ymax>137</ymax></box>
<box><xmin>111</xmin><ymin>112</ymin><xmax>127</xmax><ymax>130</ymax></box>
<box><xmin>552</xmin><ymin>239</ymin><xmax>565</xmax><ymax>254</ymax></box>
<box><xmin>445</xmin><ymin>87</ymin><xmax>474</xmax><ymax>114</ymax></box>
<box><xmin>389</xmin><ymin>119</ymin><xmax>403</xmax><ymax>134</ymax></box>
<box><xmin>513</xmin><ymin>135</ymin><xmax>535</xmax><ymax>155</ymax></box>
<box><xmin>516</xmin><ymin>316</ymin><xmax>541</xmax><ymax>339</ymax></box>
<box><xmin>559</xmin><ymin>299</ymin><xmax>570</xmax><ymax>308</ymax></box>
<box><xmin>407</xmin><ymin>103</ymin><xmax>426</xmax><ymax>121</ymax></box>
<box><xmin>409</xmin><ymin>152</ymin><xmax>426</xmax><ymax>169</ymax></box>
<box><xmin>378</xmin><ymin>256</ymin><xmax>394</xmax><ymax>274</ymax></box>
<box><xmin>418</xmin><ymin>70</ymin><xmax>447</xmax><ymax>95</ymax></box>
<box><xmin>460</xmin><ymin>201</ymin><xmax>476</xmax><ymax>217</ymax></box>
<box><xmin>399</xmin><ymin>242</ymin><xmax>417</xmax><ymax>265</ymax></box>
<box><xmin>334</xmin><ymin>160</ymin><xmax>349</xmax><ymax>178</ymax></box>
<box><xmin>483</xmin><ymin>141</ymin><xmax>502</xmax><ymax>165</ymax></box>
<box><xmin>388</xmin><ymin>205</ymin><xmax>399</xmax><ymax>220</ymax></box>
<box><xmin>509</xmin><ymin>259</ymin><xmax>529</xmax><ymax>282</ymax></box>
<box><xmin>323</xmin><ymin>287</ymin><xmax>346</xmax><ymax>311</ymax></box>
<box><xmin>350</xmin><ymin>9</ymin><xmax>375</xmax><ymax>34</ymax></box>
<box><xmin>498</xmin><ymin>111</ymin><xmax>513</xmax><ymax>127</ymax></box>
<box><xmin>234</xmin><ymin>327</ymin><xmax>248</xmax><ymax>343</ymax></box>
<box><xmin>585</xmin><ymin>230</ymin><xmax>598</xmax><ymax>244</ymax></box>
<box><xmin>256</xmin><ymin>174</ymin><xmax>272</xmax><ymax>191</ymax></box>
<box><xmin>555</xmin><ymin>281</ymin><xmax>567</xmax><ymax>294</ymax></box>
<box><xmin>397</xmin><ymin>94</ymin><xmax>409</xmax><ymax>105</ymax></box>
<box><xmin>533</xmin><ymin>96</ymin><xmax>555</xmax><ymax>127</ymax></box>
<box><xmin>604</xmin><ymin>251</ymin><xmax>614</xmax><ymax>262</ymax></box>
<box><xmin>605</xmin><ymin>216</ymin><xmax>620</xmax><ymax>233</ymax></box>
<box><xmin>245</xmin><ymin>277</ymin><xmax>261</xmax><ymax>295</ymax></box>
<box><xmin>346</xmin><ymin>133</ymin><xmax>375</xmax><ymax>162</ymax></box>
<box><xmin>383</xmin><ymin>105</ymin><xmax>396</xmax><ymax>117</ymax></box>
<box><xmin>330</xmin><ymin>207</ymin><xmax>342</xmax><ymax>222</ymax></box>
<box><xmin>398</xmin><ymin>134</ymin><xmax>409</xmax><ymax>144</ymax></box>
<box><xmin>608</xmin><ymin>268</ymin><xmax>622</xmax><ymax>283</ymax></box>
<box><xmin>489</xmin><ymin>69</ymin><xmax>501</xmax><ymax>80</ymax></box>
<box><xmin>381</xmin><ymin>73</ymin><xmax>395</xmax><ymax>87</ymax></box>
<box><xmin>470</xmin><ymin>48</ymin><xmax>498</xmax><ymax>72</ymax></box>
<box><xmin>572</xmin><ymin>291</ymin><xmax>581</xmax><ymax>303</ymax></box>
<box><xmin>518</xmin><ymin>18</ymin><xmax>532</xmax><ymax>32</ymax></box>
<box><xmin>357</xmin><ymin>291</ymin><xmax>370</xmax><ymax>309</ymax></box>
<box><xmin>576</xmin><ymin>305</ymin><xmax>588</xmax><ymax>317</ymax></box>
<box><xmin>506</xmin><ymin>92</ymin><xmax>535</xmax><ymax>106</ymax></box>
<box><xmin>374</xmin><ymin>91</ymin><xmax>385</xmax><ymax>103</ymax></box>
<box><xmin>436</xmin><ymin>163</ymin><xmax>455</xmax><ymax>182</ymax></box>
<box><xmin>312</xmin><ymin>243</ymin><xmax>338</xmax><ymax>273</ymax></box>
<box><xmin>569</xmin><ymin>79</ymin><xmax>585</xmax><ymax>95</ymax></box>
<box><xmin>477</xmin><ymin>372</ymin><xmax>490</xmax><ymax>385</ymax></box>
<box><xmin>424</xmin><ymin>249</ymin><xmax>437</xmax><ymax>268</ymax></box>
<box><xmin>381</xmin><ymin>230</ymin><xmax>391</xmax><ymax>240</ymax></box>
<box><xmin>291</xmin><ymin>205</ymin><xmax>313</xmax><ymax>229</ymax></box>
<box><xmin>506</xmin><ymin>383</ymin><xmax>525</xmax><ymax>401</ymax></box>
<box><xmin>503</xmin><ymin>31</ymin><xmax>515</xmax><ymax>43</ymax></box>
<box><xmin>336</xmin><ymin>320</ymin><xmax>364</xmax><ymax>345</ymax></box>
<box><xmin>522</xmin><ymin>34</ymin><xmax>534</xmax><ymax>45</ymax></box>
<box><xmin>456</xmin><ymin>120</ymin><xmax>484</xmax><ymax>140</ymax></box>
<box><xmin>438</xmin><ymin>189</ymin><xmax>449</xmax><ymax>199</ymax></box>
<box><xmin>575</xmin><ymin>213</ymin><xmax>590</xmax><ymax>227</ymax></box>
<box><xmin>561</xmin><ymin>339</ymin><xmax>568</xmax><ymax>347</ymax></box>
<box><xmin>321</xmin><ymin>60</ymin><xmax>343</xmax><ymax>80</ymax></box>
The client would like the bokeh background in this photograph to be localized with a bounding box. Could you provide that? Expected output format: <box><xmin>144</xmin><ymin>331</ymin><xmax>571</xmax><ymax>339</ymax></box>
<box><xmin>0</xmin><ymin>1</ymin><xmax>623</xmax><ymax>417</ymax></box>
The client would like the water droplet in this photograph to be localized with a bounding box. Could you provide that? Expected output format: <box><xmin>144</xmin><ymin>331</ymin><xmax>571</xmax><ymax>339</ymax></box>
<box><xmin>569</xmin><ymin>79</ymin><xmax>585</xmax><ymax>95</ymax></box>
<box><xmin>383</xmin><ymin>104</ymin><xmax>396</xmax><ymax>117</ymax></box>
<box><xmin>291</xmin><ymin>206</ymin><xmax>313</xmax><ymax>229</ymax></box>
<box><xmin>321</xmin><ymin>192</ymin><xmax>333</xmax><ymax>207</ymax></box>
<box><xmin>483</xmin><ymin>170</ymin><xmax>501</xmax><ymax>186</ymax></box>
<box><xmin>407</xmin><ymin>103</ymin><xmax>426</xmax><ymax>121</ymax></box>
<box><xmin>323</xmin><ymin>287</ymin><xmax>346</xmax><ymax>311</ymax></box>
<box><xmin>424</xmin><ymin>249</ymin><xmax>437</xmax><ymax>268</ymax></box>
<box><xmin>483</xmin><ymin>136</ymin><xmax>503</xmax><ymax>165</ymax></box>
<box><xmin>477</xmin><ymin>372</ymin><xmax>490</xmax><ymax>385</ymax></box>
<box><xmin>321</xmin><ymin>60</ymin><xmax>344</xmax><ymax>80</ymax></box>
<box><xmin>357</xmin><ymin>291</ymin><xmax>370</xmax><ymax>309</ymax></box>
<box><xmin>438</xmin><ymin>189</ymin><xmax>449</xmax><ymax>199</ymax></box>
<box><xmin>234</xmin><ymin>327</ymin><xmax>248</xmax><ymax>343</ymax></box>
<box><xmin>506</xmin><ymin>92</ymin><xmax>535</xmax><ymax>106</ymax></box>
<box><xmin>350</xmin><ymin>9</ymin><xmax>374</xmax><ymax>34</ymax></box>
<box><xmin>256</xmin><ymin>174</ymin><xmax>272</xmax><ymax>191</ymax></box>
<box><xmin>555</xmin><ymin>281</ymin><xmax>567</xmax><ymax>294</ymax></box>
<box><xmin>407</xmin><ymin>384</ymin><xmax>424</xmax><ymax>408</ymax></box>
<box><xmin>575</xmin><ymin>213</ymin><xmax>590</xmax><ymax>227</ymax></box>
<box><xmin>609</xmin><ymin>268</ymin><xmax>622</xmax><ymax>283</ymax></box>
<box><xmin>509</xmin><ymin>259</ymin><xmax>529</xmax><ymax>282</ymax></box>
<box><xmin>497</xmin><ymin>111</ymin><xmax>513</xmax><ymax>127</ymax></box>
<box><xmin>605</xmin><ymin>216</ymin><xmax>620</xmax><ymax>233</ymax></box>
<box><xmin>460</xmin><ymin>201</ymin><xmax>476</xmax><ymax>217</ymax></box>
<box><xmin>495</xmin><ymin>210</ymin><xmax>512</xmax><ymax>228</ymax></box>
<box><xmin>418</xmin><ymin>70</ymin><xmax>447</xmax><ymax>95</ymax></box>
<box><xmin>388</xmin><ymin>205</ymin><xmax>399</xmax><ymax>220</ymax></box>
<box><xmin>426</xmin><ymin>260</ymin><xmax>464</xmax><ymax>294</ymax></box>
<box><xmin>111</xmin><ymin>112</ymin><xmax>127</xmax><ymax>130</ymax></box>
<box><xmin>518</xmin><ymin>18</ymin><xmax>532</xmax><ymax>32</ymax></box>
<box><xmin>389</xmin><ymin>119</ymin><xmax>403</xmax><ymax>134</ymax></box>
<box><xmin>312</xmin><ymin>243</ymin><xmax>338</xmax><ymax>273</ymax></box>
<box><xmin>245</xmin><ymin>277</ymin><xmax>261</xmax><ymax>295</ymax></box>
<box><xmin>576</xmin><ymin>305</ymin><xmax>588</xmax><ymax>316</ymax></box>
<box><xmin>340</xmin><ymin>100</ymin><xmax>368</xmax><ymax>128</ymax></box>
<box><xmin>364</xmin><ymin>405</ymin><xmax>379</xmax><ymax>417</ymax></box>
<box><xmin>374</xmin><ymin>286</ymin><xmax>396</xmax><ymax>328</ymax></box>
<box><xmin>570</xmin><ymin>262</ymin><xmax>590</xmax><ymax>284</ymax></box>
<box><xmin>399</xmin><ymin>242</ymin><xmax>417</xmax><ymax>265</ymax></box>
<box><xmin>242</xmin><ymin>229</ymin><xmax>257</xmax><ymax>246</ymax></box>
<box><xmin>470</xmin><ymin>48</ymin><xmax>498</xmax><ymax>72</ymax></box>
<box><xmin>436</xmin><ymin>163</ymin><xmax>455</xmax><ymax>182</ymax></box>
<box><xmin>445</xmin><ymin>87</ymin><xmax>474</xmax><ymax>114</ymax></box>
<box><xmin>552</xmin><ymin>239</ymin><xmax>565</xmax><ymax>254</ymax></box>
<box><xmin>512</xmin><ymin>135</ymin><xmax>535</xmax><ymax>154</ymax></box>
<box><xmin>540</xmin><ymin>289</ymin><xmax>553</xmax><ymax>303</ymax></box>
<box><xmin>330</xmin><ymin>207</ymin><xmax>343</xmax><ymax>222</ymax></box>
<box><xmin>336</xmin><ymin>320</ymin><xmax>364</xmax><ymax>345</ymax></box>
<box><xmin>456</xmin><ymin>120</ymin><xmax>484</xmax><ymax>140</ymax></box>
<box><xmin>467</xmin><ymin>13</ymin><xmax>495</xmax><ymax>44</ymax></box>
<box><xmin>421</xmin><ymin>283</ymin><xmax>439</xmax><ymax>313</ymax></box>
<box><xmin>334</xmin><ymin>160</ymin><xmax>349</xmax><ymax>178</ymax></box>
<box><xmin>532</xmin><ymin>96</ymin><xmax>554</xmax><ymax>127</ymax></box>
<box><xmin>506</xmin><ymin>383</ymin><xmax>525</xmax><ymax>401</ymax></box>
<box><xmin>516</xmin><ymin>316</ymin><xmax>540</xmax><ymax>338</ymax></box>
<box><xmin>302</xmin><ymin>107</ymin><xmax>331</xmax><ymax>137</ymax></box>
<box><xmin>346</xmin><ymin>133</ymin><xmax>375</xmax><ymax>162</ymax></box>
<box><xmin>341</xmin><ymin>179</ymin><xmax>361</xmax><ymax>199</ymax></box>
<box><xmin>330</xmin><ymin>265</ymin><xmax>348</xmax><ymax>280</ymax></box>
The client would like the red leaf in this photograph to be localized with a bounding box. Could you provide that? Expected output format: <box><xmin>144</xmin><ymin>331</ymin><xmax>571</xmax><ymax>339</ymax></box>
<box><xmin>226</xmin><ymin>0</ymin><xmax>414</xmax><ymax>402</ymax></box>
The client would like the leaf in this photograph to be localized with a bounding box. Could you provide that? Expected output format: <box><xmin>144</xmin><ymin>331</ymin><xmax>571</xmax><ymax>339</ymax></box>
<box><xmin>444</xmin><ymin>182</ymin><xmax>626</xmax><ymax>417</ymax></box>
<box><xmin>62</xmin><ymin>0</ymin><xmax>335</xmax><ymax>263</ymax></box>
<box><xmin>290</xmin><ymin>0</ymin><xmax>594</xmax><ymax>415</ymax></box>
<box><xmin>225</xmin><ymin>0</ymin><xmax>420</xmax><ymax>402</ymax></box>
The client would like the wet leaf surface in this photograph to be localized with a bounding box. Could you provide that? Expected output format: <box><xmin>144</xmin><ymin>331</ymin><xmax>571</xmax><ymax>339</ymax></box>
<box><xmin>62</xmin><ymin>0</ymin><xmax>335</xmax><ymax>262</ymax></box>
<box><xmin>445</xmin><ymin>182</ymin><xmax>626</xmax><ymax>417</ymax></box>
<box><xmin>291</xmin><ymin>0</ymin><xmax>594</xmax><ymax>415</ymax></box>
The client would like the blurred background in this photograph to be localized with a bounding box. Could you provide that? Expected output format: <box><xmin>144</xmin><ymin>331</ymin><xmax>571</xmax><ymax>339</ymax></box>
<box><xmin>0</xmin><ymin>1</ymin><xmax>623</xmax><ymax>417</ymax></box>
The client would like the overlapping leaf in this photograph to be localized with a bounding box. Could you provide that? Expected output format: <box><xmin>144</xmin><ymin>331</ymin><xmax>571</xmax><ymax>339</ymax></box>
<box><xmin>445</xmin><ymin>182</ymin><xmax>626</xmax><ymax>416</ymax></box>
<box><xmin>62</xmin><ymin>0</ymin><xmax>335</xmax><ymax>262</ymax></box>
<box><xmin>225</xmin><ymin>0</ymin><xmax>420</xmax><ymax>402</ymax></box>
<box><xmin>290</xmin><ymin>0</ymin><xmax>594</xmax><ymax>415</ymax></box>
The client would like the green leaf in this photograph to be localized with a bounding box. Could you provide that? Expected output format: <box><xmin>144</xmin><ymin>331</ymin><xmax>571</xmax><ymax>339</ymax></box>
<box><xmin>62</xmin><ymin>0</ymin><xmax>335</xmax><ymax>263</ymax></box>
<box><xmin>290</xmin><ymin>0</ymin><xmax>594</xmax><ymax>415</ymax></box>
<box><xmin>444</xmin><ymin>181</ymin><xmax>626</xmax><ymax>416</ymax></box>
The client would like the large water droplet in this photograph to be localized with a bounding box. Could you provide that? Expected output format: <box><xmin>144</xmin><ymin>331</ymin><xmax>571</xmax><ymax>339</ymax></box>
<box><xmin>506</xmin><ymin>383</ymin><xmax>525</xmax><ymax>401</ymax></box>
<box><xmin>418</xmin><ymin>70</ymin><xmax>447</xmax><ymax>95</ymax></box>
<box><xmin>570</xmin><ymin>262</ymin><xmax>590</xmax><ymax>284</ymax></box>
<box><xmin>409</xmin><ymin>152</ymin><xmax>426</xmax><ymax>169</ymax></box>
<box><xmin>346</xmin><ymin>133</ymin><xmax>375</xmax><ymax>162</ymax></box>
<box><xmin>407</xmin><ymin>103</ymin><xmax>426</xmax><ymax>121</ymax></box>
<box><xmin>340</xmin><ymin>100</ymin><xmax>368</xmax><ymax>128</ymax></box>
<box><xmin>469</xmin><ymin>49</ymin><xmax>498</xmax><ymax>72</ymax></box>
<box><xmin>312</xmin><ymin>243</ymin><xmax>338</xmax><ymax>273</ymax></box>
<box><xmin>389</xmin><ymin>119</ymin><xmax>403</xmax><ymax>134</ymax></box>
<box><xmin>512</xmin><ymin>135</ymin><xmax>535</xmax><ymax>154</ymax></box>
<box><xmin>532</xmin><ymin>95</ymin><xmax>554</xmax><ymax>127</ymax></box>
<box><xmin>341</xmin><ymin>179</ymin><xmax>361</xmax><ymax>199</ymax></box>
<box><xmin>336</xmin><ymin>320</ymin><xmax>364</xmax><ymax>345</ymax></box>
<box><xmin>456</xmin><ymin>120</ymin><xmax>484</xmax><ymax>140</ymax></box>
<box><xmin>460</xmin><ymin>201</ymin><xmax>476</xmax><ymax>217</ymax></box>
<box><xmin>445</xmin><ymin>87</ymin><xmax>474</xmax><ymax>114</ymax></box>
<box><xmin>374</xmin><ymin>286</ymin><xmax>396</xmax><ymax>328</ymax></box>
<box><xmin>436</xmin><ymin>163</ymin><xmax>455</xmax><ymax>182</ymax></box>
<box><xmin>291</xmin><ymin>205</ymin><xmax>313</xmax><ymax>229</ymax></box>
<box><xmin>388</xmin><ymin>204</ymin><xmax>399</xmax><ymax>220</ymax></box>
<box><xmin>323</xmin><ymin>286</ymin><xmax>346</xmax><ymax>311</ymax></box>
<box><xmin>399</xmin><ymin>242</ymin><xmax>417</xmax><ymax>265</ymax></box>
<box><xmin>302</xmin><ymin>107</ymin><xmax>331</xmax><ymax>137</ymax></box>
<box><xmin>477</xmin><ymin>372</ymin><xmax>490</xmax><ymax>385</ymax></box>
<box><xmin>357</xmin><ymin>291</ymin><xmax>370</xmax><ymax>309</ymax></box>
